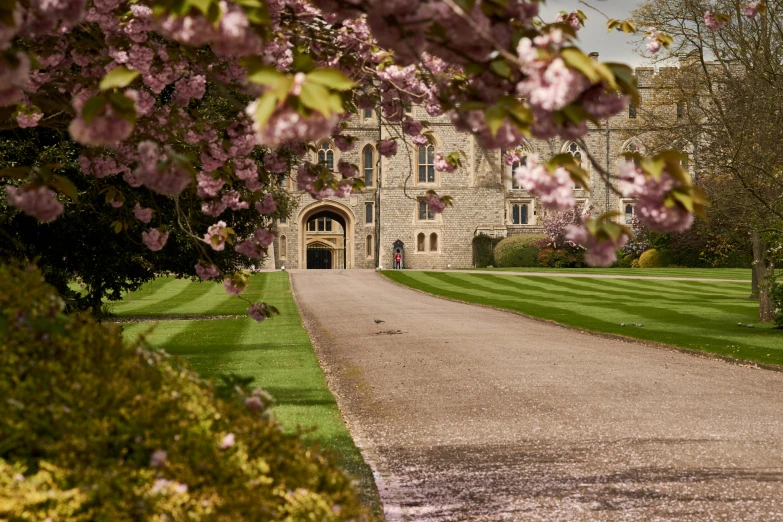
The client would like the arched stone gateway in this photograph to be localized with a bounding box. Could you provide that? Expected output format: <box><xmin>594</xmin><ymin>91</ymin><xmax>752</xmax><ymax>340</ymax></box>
<box><xmin>298</xmin><ymin>201</ymin><xmax>355</xmax><ymax>269</ymax></box>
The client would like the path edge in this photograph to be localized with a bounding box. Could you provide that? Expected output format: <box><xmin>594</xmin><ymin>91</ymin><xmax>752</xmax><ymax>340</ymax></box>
<box><xmin>377</xmin><ymin>270</ymin><xmax>783</xmax><ymax>375</ymax></box>
<box><xmin>286</xmin><ymin>271</ymin><xmax>392</xmax><ymax>521</ymax></box>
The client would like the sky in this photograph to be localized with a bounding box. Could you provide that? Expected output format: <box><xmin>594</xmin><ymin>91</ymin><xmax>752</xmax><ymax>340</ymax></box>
<box><xmin>538</xmin><ymin>0</ymin><xmax>648</xmax><ymax>66</ymax></box>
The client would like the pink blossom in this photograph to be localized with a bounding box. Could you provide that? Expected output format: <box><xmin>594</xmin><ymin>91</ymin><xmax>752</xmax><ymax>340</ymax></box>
<box><xmin>201</xmin><ymin>200</ymin><xmax>228</xmax><ymax>217</ymax></box>
<box><xmin>0</xmin><ymin>52</ymin><xmax>29</xmax><ymax>107</ymax></box>
<box><xmin>203</xmin><ymin>221</ymin><xmax>228</xmax><ymax>251</ymax></box>
<box><xmin>133</xmin><ymin>203</ymin><xmax>153</xmax><ymax>223</ymax></box>
<box><xmin>142</xmin><ymin>229</ymin><xmax>169</xmax><ymax>251</ymax></box>
<box><xmin>333</xmin><ymin>135</ymin><xmax>355</xmax><ymax>151</ymax></box>
<box><xmin>426</xmin><ymin>193</ymin><xmax>447</xmax><ymax>214</ymax></box>
<box><xmin>109</xmin><ymin>198</ymin><xmax>123</xmax><ymax>208</ymax></box>
<box><xmin>172</xmin><ymin>74</ymin><xmax>206</xmax><ymax>105</ymax></box>
<box><xmin>245</xmin><ymin>395</ymin><xmax>264</xmax><ymax>411</ymax></box>
<box><xmin>513</xmin><ymin>155</ymin><xmax>576</xmax><ymax>211</ymax></box>
<box><xmin>196</xmin><ymin>173</ymin><xmax>225</xmax><ymax>199</ymax></box>
<box><xmin>402</xmin><ymin>117</ymin><xmax>423</xmax><ymax>136</ymax></box>
<box><xmin>223</xmin><ymin>278</ymin><xmax>245</xmax><ymax>295</ymax></box>
<box><xmin>219</xmin><ymin>433</ymin><xmax>235</xmax><ymax>449</ymax></box>
<box><xmin>246</xmin><ymin>101</ymin><xmax>337</xmax><ymax>148</ymax></box>
<box><xmin>263</xmin><ymin>153</ymin><xmax>288</xmax><ymax>174</ymax></box>
<box><xmin>704</xmin><ymin>11</ymin><xmax>726</xmax><ymax>31</ymax></box>
<box><xmin>377</xmin><ymin>139</ymin><xmax>398</xmax><ymax>157</ymax></box>
<box><xmin>411</xmin><ymin>134</ymin><xmax>429</xmax><ymax>146</ymax></box>
<box><xmin>247</xmin><ymin>302</ymin><xmax>268</xmax><ymax>322</ymax></box>
<box><xmin>255</xmin><ymin>193</ymin><xmax>277</xmax><ymax>215</ymax></box>
<box><xmin>68</xmin><ymin>92</ymin><xmax>135</xmax><ymax>147</ymax></box>
<box><xmin>517</xmin><ymin>58</ymin><xmax>589</xmax><ymax>112</ymax></box>
<box><xmin>618</xmin><ymin>162</ymin><xmax>695</xmax><ymax>233</ymax></box>
<box><xmin>5</xmin><ymin>186</ymin><xmax>64</xmax><ymax>222</ymax></box>
<box><xmin>566</xmin><ymin>224</ymin><xmax>628</xmax><ymax>267</ymax></box>
<box><xmin>149</xmin><ymin>450</ymin><xmax>167</xmax><ymax>468</ymax></box>
<box><xmin>222</xmin><ymin>191</ymin><xmax>248</xmax><ymax>211</ymax></box>
<box><xmin>195</xmin><ymin>262</ymin><xmax>219</xmax><ymax>280</ymax></box>
<box><xmin>16</xmin><ymin>111</ymin><xmax>43</xmax><ymax>128</ymax></box>
<box><xmin>434</xmin><ymin>153</ymin><xmax>455</xmax><ymax>173</ymax></box>
<box><xmin>555</xmin><ymin>11</ymin><xmax>582</xmax><ymax>31</ymax></box>
<box><xmin>338</xmin><ymin>161</ymin><xmax>357</xmax><ymax>178</ymax></box>
<box><xmin>742</xmin><ymin>2</ymin><xmax>760</xmax><ymax>18</ymax></box>
<box><xmin>646</xmin><ymin>28</ymin><xmax>662</xmax><ymax>54</ymax></box>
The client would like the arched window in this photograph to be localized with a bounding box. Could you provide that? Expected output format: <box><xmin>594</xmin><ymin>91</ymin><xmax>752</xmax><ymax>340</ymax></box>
<box><xmin>510</xmin><ymin>203</ymin><xmax>530</xmax><ymax>225</ymax></box>
<box><xmin>565</xmin><ymin>142</ymin><xmax>584</xmax><ymax>189</ymax></box>
<box><xmin>417</xmin><ymin>233</ymin><xmax>425</xmax><ymax>252</ymax></box>
<box><xmin>625</xmin><ymin>204</ymin><xmax>634</xmax><ymax>224</ymax></box>
<box><xmin>317</xmin><ymin>141</ymin><xmax>335</xmax><ymax>171</ymax></box>
<box><xmin>366</xmin><ymin>235</ymin><xmax>373</xmax><ymax>257</ymax></box>
<box><xmin>363</xmin><ymin>145</ymin><xmax>374</xmax><ymax>187</ymax></box>
<box><xmin>280</xmin><ymin>235</ymin><xmax>287</xmax><ymax>258</ymax></box>
<box><xmin>429</xmin><ymin>233</ymin><xmax>438</xmax><ymax>252</ymax></box>
<box><xmin>418</xmin><ymin>145</ymin><xmax>435</xmax><ymax>183</ymax></box>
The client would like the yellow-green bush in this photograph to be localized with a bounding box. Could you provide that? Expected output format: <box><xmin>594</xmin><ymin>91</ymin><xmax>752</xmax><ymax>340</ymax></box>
<box><xmin>0</xmin><ymin>264</ymin><xmax>370</xmax><ymax>522</ymax></box>
<box><xmin>493</xmin><ymin>234</ymin><xmax>546</xmax><ymax>264</ymax></box>
<box><xmin>639</xmin><ymin>249</ymin><xmax>674</xmax><ymax>268</ymax></box>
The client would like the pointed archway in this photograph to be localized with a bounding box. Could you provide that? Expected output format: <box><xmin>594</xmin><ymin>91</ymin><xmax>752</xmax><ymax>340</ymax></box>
<box><xmin>298</xmin><ymin>201</ymin><xmax>355</xmax><ymax>269</ymax></box>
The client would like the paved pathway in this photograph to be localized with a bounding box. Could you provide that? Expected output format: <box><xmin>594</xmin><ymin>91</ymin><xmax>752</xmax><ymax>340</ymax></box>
<box><xmin>291</xmin><ymin>270</ymin><xmax>783</xmax><ymax>521</ymax></box>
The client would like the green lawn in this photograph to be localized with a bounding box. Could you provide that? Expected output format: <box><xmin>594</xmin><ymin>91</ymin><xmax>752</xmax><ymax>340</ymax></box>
<box><xmin>117</xmin><ymin>273</ymin><xmax>380</xmax><ymax>512</ymax></box>
<box><xmin>456</xmin><ymin>267</ymin><xmax>751</xmax><ymax>280</ymax></box>
<box><xmin>381</xmin><ymin>271</ymin><xmax>782</xmax><ymax>367</ymax></box>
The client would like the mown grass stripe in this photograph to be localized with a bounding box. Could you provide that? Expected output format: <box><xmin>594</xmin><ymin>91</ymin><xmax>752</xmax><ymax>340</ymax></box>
<box><xmin>110</xmin><ymin>278</ymin><xmax>185</xmax><ymax>315</ymax></box>
<box><xmin>383</xmin><ymin>270</ymin><xmax>782</xmax><ymax>367</ymax></box>
<box><xmin>460</xmin><ymin>267</ymin><xmax>752</xmax><ymax>280</ymax></box>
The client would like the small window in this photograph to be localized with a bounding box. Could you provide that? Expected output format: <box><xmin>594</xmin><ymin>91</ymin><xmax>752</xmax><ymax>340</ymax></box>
<box><xmin>279</xmin><ymin>217</ymin><xmax>287</xmax><ymax>225</ymax></box>
<box><xmin>429</xmin><ymin>233</ymin><xmax>438</xmax><ymax>252</ymax></box>
<box><xmin>628</xmin><ymin>102</ymin><xmax>637</xmax><ymax>119</ymax></box>
<box><xmin>417</xmin><ymin>232</ymin><xmax>425</xmax><ymax>252</ymax></box>
<box><xmin>510</xmin><ymin>203</ymin><xmax>530</xmax><ymax>225</ymax></box>
<box><xmin>365</xmin><ymin>202</ymin><xmax>373</xmax><ymax>224</ymax></box>
<box><xmin>366</xmin><ymin>235</ymin><xmax>373</xmax><ymax>257</ymax></box>
<box><xmin>418</xmin><ymin>145</ymin><xmax>435</xmax><ymax>183</ymax></box>
<box><xmin>363</xmin><ymin>145</ymin><xmax>374</xmax><ymax>188</ymax></box>
<box><xmin>278</xmin><ymin>175</ymin><xmax>287</xmax><ymax>188</ymax></box>
<box><xmin>566</xmin><ymin>142</ymin><xmax>584</xmax><ymax>189</ymax></box>
<box><xmin>676</xmin><ymin>102</ymin><xmax>684</xmax><ymax>120</ymax></box>
<box><xmin>317</xmin><ymin>141</ymin><xmax>335</xmax><ymax>171</ymax></box>
<box><xmin>418</xmin><ymin>200</ymin><xmax>436</xmax><ymax>221</ymax></box>
<box><xmin>625</xmin><ymin>204</ymin><xmax>634</xmax><ymax>224</ymax></box>
<box><xmin>309</xmin><ymin>217</ymin><xmax>332</xmax><ymax>232</ymax></box>
<box><xmin>280</xmin><ymin>235</ymin><xmax>287</xmax><ymax>258</ymax></box>
<box><xmin>363</xmin><ymin>108</ymin><xmax>373</xmax><ymax>119</ymax></box>
<box><xmin>403</xmin><ymin>101</ymin><xmax>412</xmax><ymax>113</ymax></box>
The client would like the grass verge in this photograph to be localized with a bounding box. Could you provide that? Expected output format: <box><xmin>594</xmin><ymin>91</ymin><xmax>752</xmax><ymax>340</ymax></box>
<box><xmin>455</xmin><ymin>267</ymin><xmax>751</xmax><ymax>280</ymax></box>
<box><xmin>118</xmin><ymin>273</ymin><xmax>382</xmax><ymax>514</ymax></box>
<box><xmin>381</xmin><ymin>270</ymin><xmax>781</xmax><ymax>367</ymax></box>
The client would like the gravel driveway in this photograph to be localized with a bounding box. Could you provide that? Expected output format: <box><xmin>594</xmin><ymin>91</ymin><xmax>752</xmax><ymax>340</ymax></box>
<box><xmin>291</xmin><ymin>269</ymin><xmax>783</xmax><ymax>522</ymax></box>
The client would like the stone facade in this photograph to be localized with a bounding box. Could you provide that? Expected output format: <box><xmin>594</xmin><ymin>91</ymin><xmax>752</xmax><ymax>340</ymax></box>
<box><xmin>274</xmin><ymin>67</ymin><xmax>674</xmax><ymax>270</ymax></box>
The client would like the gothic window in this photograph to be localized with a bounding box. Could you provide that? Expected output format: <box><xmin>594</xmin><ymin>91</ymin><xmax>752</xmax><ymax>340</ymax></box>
<box><xmin>676</xmin><ymin>102</ymin><xmax>685</xmax><ymax>120</ymax></box>
<box><xmin>317</xmin><ymin>141</ymin><xmax>335</xmax><ymax>171</ymax></box>
<box><xmin>510</xmin><ymin>155</ymin><xmax>528</xmax><ymax>190</ymax></box>
<box><xmin>565</xmin><ymin>142</ymin><xmax>584</xmax><ymax>189</ymax></box>
<box><xmin>418</xmin><ymin>199</ymin><xmax>436</xmax><ymax>221</ymax></box>
<box><xmin>625</xmin><ymin>204</ymin><xmax>635</xmax><ymax>224</ymax></box>
<box><xmin>629</xmin><ymin>102</ymin><xmax>637</xmax><ymax>119</ymax></box>
<box><xmin>366</xmin><ymin>235</ymin><xmax>373</xmax><ymax>257</ymax></box>
<box><xmin>417</xmin><ymin>233</ymin><xmax>425</xmax><ymax>252</ymax></box>
<box><xmin>280</xmin><ymin>235</ymin><xmax>287</xmax><ymax>258</ymax></box>
<box><xmin>510</xmin><ymin>202</ymin><xmax>530</xmax><ymax>225</ymax></box>
<box><xmin>429</xmin><ymin>233</ymin><xmax>438</xmax><ymax>252</ymax></box>
<box><xmin>363</xmin><ymin>145</ymin><xmax>374</xmax><ymax>187</ymax></box>
<box><xmin>308</xmin><ymin>217</ymin><xmax>332</xmax><ymax>232</ymax></box>
<box><xmin>418</xmin><ymin>145</ymin><xmax>435</xmax><ymax>183</ymax></box>
<box><xmin>365</xmin><ymin>202</ymin><xmax>374</xmax><ymax>224</ymax></box>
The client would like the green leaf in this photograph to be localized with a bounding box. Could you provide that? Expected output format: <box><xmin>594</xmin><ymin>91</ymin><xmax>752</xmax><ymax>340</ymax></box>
<box><xmin>641</xmin><ymin>156</ymin><xmax>665</xmax><ymax>180</ymax></box>
<box><xmin>246</xmin><ymin>65</ymin><xmax>284</xmax><ymax>86</ymax></box>
<box><xmin>81</xmin><ymin>96</ymin><xmax>107</xmax><ymax>124</ymax></box>
<box><xmin>299</xmin><ymin>82</ymin><xmax>332</xmax><ymax>116</ymax></box>
<box><xmin>489</xmin><ymin>59</ymin><xmax>512</xmax><ymax>79</ymax></box>
<box><xmin>484</xmin><ymin>106</ymin><xmax>505</xmax><ymax>137</ymax></box>
<box><xmin>292</xmin><ymin>53</ymin><xmax>316</xmax><ymax>73</ymax></box>
<box><xmin>0</xmin><ymin>166</ymin><xmax>30</xmax><ymax>179</ymax></box>
<box><xmin>50</xmin><ymin>175</ymin><xmax>78</xmax><ymax>202</ymax></box>
<box><xmin>252</xmin><ymin>92</ymin><xmax>277</xmax><ymax>129</ymax></box>
<box><xmin>99</xmin><ymin>66</ymin><xmax>140</xmax><ymax>91</ymax></box>
<box><xmin>306</xmin><ymin>68</ymin><xmax>355</xmax><ymax>91</ymax></box>
<box><xmin>109</xmin><ymin>92</ymin><xmax>137</xmax><ymax>123</ymax></box>
<box><xmin>560</xmin><ymin>48</ymin><xmax>600</xmax><ymax>83</ymax></box>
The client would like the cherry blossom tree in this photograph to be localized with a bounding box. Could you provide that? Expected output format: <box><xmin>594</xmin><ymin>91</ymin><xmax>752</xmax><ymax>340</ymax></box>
<box><xmin>0</xmin><ymin>0</ymin><xmax>714</xmax><ymax>319</ymax></box>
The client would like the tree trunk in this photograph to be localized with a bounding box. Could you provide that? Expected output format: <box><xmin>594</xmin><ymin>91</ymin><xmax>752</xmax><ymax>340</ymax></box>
<box><xmin>751</xmin><ymin>230</ymin><xmax>775</xmax><ymax>322</ymax></box>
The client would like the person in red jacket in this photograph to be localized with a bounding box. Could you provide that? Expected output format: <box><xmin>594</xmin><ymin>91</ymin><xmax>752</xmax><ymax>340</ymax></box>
<box><xmin>394</xmin><ymin>252</ymin><xmax>402</xmax><ymax>269</ymax></box>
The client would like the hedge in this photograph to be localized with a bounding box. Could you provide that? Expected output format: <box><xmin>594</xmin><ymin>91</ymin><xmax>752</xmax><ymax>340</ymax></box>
<box><xmin>639</xmin><ymin>249</ymin><xmax>675</xmax><ymax>268</ymax></box>
<box><xmin>499</xmin><ymin>246</ymin><xmax>540</xmax><ymax>267</ymax></box>
<box><xmin>493</xmin><ymin>234</ymin><xmax>546</xmax><ymax>264</ymax></box>
<box><xmin>0</xmin><ymin>264</ymin><xmax>370</xmax><ymax>521</ymax></box>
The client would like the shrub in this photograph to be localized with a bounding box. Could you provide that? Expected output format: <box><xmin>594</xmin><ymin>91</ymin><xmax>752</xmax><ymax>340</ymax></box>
<box><xmin>0</xmin><ymin>264</ymin><xmax>370</xmax><ymax>521</ymax></box>
<box><xmin>537</xmin><ymin>248</ymin><xmax>586</xmax><ymax>268</ymax></box>
<box><xmin>631</xmin><ymin>259</ymin><xmax>640</xmax><ymax>268</ymax></box>
<box><xmin>616</xmin><ymin>256</ymin><xmax>633</xmax><ymax>268</ymax></box>
<box><xmin>493</xmin><ymin>234</ymin><xmax>546</xmax><ymax>264</ymax></box>
<box><xmin>472</xmin><ymin>234</ymin><xmax>502</xmax><ymax>268</ymax></box>
<box><xmin>639</xmin><ymin>249</ymin><xmax>675</xmax><ymax>268</ymax></box>
<box><xmin>499</xmin><ymin>246</ymin><xmax>540</xmax><ymax>267</ymax></box>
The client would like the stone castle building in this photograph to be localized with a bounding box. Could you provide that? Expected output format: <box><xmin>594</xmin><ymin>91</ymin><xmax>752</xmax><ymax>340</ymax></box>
<box><xmin>273</xmin><ymin>64</ymin><xmax>686</xmax><ymax>270</ymax></box>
